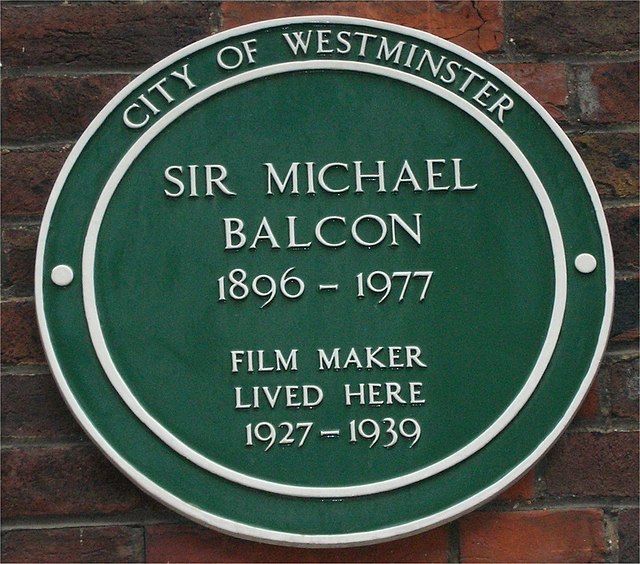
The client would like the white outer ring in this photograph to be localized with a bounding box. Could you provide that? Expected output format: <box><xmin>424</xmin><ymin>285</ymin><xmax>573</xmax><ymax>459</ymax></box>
<box><xmin>34</xmin><ymin>16</ymin><xmax>614</xmax><ymax>545</ymax></box>
<box><xmin>82</xmin><ymin>60</ymin><xmax>567</xmax><ymax>498</ymax></box>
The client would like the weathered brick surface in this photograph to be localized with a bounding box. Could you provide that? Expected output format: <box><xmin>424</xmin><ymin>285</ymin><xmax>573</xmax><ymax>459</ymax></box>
<box><xmin>145</xmin><ymin>523</ymin><xmax>449</xmax><ymax>563</ymax></box>
<box><xmin>1</xmin><ymin>445</ymin><xmax>152</xmax><ymax>518</ymax></box>
<box><xmin>577</xmin><ymin>354</ymin><xmax>640</xmax><ymax>422</ymax></box>
<box><xmin>608</xmin><ymin>355</ymin><xmax>640</xmax><ymax>420</ymax></box>
<box><xmin>497</xmin><ymin>63</ymin><xmax>568</xmax><ymax>121</ymax></box>
<box><xmin>618</xmin><ymin>509</ymin><xmax>640</xmax><ymax>563</ymax></box>
<box><xmin>1</xmin><ymin>299</ymin><xmax>46</xmax><ymax>365</ymax></box>
<box><xmin>577</xmin><ymin>63</ymin><xmax>640</xmax><ymax>124</ymax></box>
<box><xmin>459</xmin><ymin>509</ymin><xmax>606</xmax><ymax>563</ymax></box>
<box><xmin>575</xmin><ymin>374</ymin><xmax>601</xmax><ymax>421</ymax></box>
<box><xmin>1</xmin><ymin>149</ymin><xmax>69</xmax><ymax>219</ymax></box>
<box><xmin>1</xmin><ymin>526</ymin><xmax>145</xmax><ymax>563</ymax></box>
<box><xmin>220</xmin><ymin>1</ymin><xmax>504</xmax><ymax>53</ymax></box>
<box><xmin>571</xmin><ymin>133</ymin><xmax>639</xmax><ymax>200</ymax></box>
<box><xmin>2</xmin><ymin>226</ymin><xmax>38</xmax><ymax>298</ymax></box>
<box><xmin>610</xmin><ymin>278</ymin><xmax>639</xmax><ymax>342</ymax></box>
<box><xmin>2</xmin><ymin>74</ymin><xmax>131</xmax><ymax>144</ymax></box>
<box><xmin>1</xmin><ymin>2</ymin><xmax>212</xmax><ymax>70</ymax></box>
<box><xmin>543</xmin><ymin>431</ymin><xmax>639</xmax><ymax>497</ymax></box>
<box><xmin>605</xmin><ymin>206</ymin><xmax>639</xmax><ymax>272</ymax></box>
<box><xmin>1</xmin><ymin>373</ymin><xmax>84</xmax><ymax>440</ymax></box>
<box><xmin>506</xmin><ymin>1</ymin><xmax>639</xmax><ymax>55</ymax></box>
<box><xmin>496</xmin><ymin>470</ymin><xmax>536</xmax><ymax>502</ymax></box>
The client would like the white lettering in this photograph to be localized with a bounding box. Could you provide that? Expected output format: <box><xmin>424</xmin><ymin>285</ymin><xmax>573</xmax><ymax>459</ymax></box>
<box><xmin>223</xmin><ymin>218</ymin><xmax>246</xmax><ymax>250</ymax></box>
<box><xmin>265</xmin><ymin>162</ymin><xmax>300</xmax><ymax>195</ymax></box>
<box><xmin>376</xmin><ymin>37</ymin><xmax>405</xmax><ymax>64</ymax></box>
<box><xmin>452</xmin><ymin>159</ymin><xmax>477</xmax><ymax>190</ymax></box>
<box><xmin>282</xmin><ymin>31</ymin><xmax>313</xmax><ymax>55</ymax></box>
<box><xmin>170</xmin><ymin>63</ymin><xmax>196</xmax><ymax>90</ymax></box>
<box><xmin>123</xmin><ymin>103</ymin><xmax>149</xmax><ymax>129</ymax></box>
<box><xmin>318</xmin><ymin>162</ymin><xmax>350</xmax><ymax>193</ymax></box>
<box><xmin>250</xmin><ymin>217</ymin><xmax>281</xmax><ymax>249</ymax></box>
<box><xmin>164</xmin><ymin>165</ymin><xmax>184</xmax><ymax>197</ymax></box>
<box><xmin>488</xmin><ymin>93</ymin><xmax>515</xmax><ymax>123</ymax></box>
<box><xmin>426</xmin><ymin>159</ymin><xmax>449</xmax><ymax>191</ymax></box>
<box><xmin>392</xmin><ymin>160</ymin><xmax>422</xmax><ymax>192</ymax></box>
<box><xmin>315</xmin><ymin>216</ymin><xmax>347</xmax><ymax>248</ymax></box>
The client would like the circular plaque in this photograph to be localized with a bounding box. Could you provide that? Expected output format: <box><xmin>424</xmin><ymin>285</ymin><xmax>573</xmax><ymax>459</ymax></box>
<box><xmin>36</xmin><ymin>17</ymin><xmax>613</xmax><ymax>546</ymax></box>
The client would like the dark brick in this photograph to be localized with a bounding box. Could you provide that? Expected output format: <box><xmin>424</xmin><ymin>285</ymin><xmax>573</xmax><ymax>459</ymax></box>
<box><xmin>2</xmin><ymin>226</ymin><xmax>39</xmax><ymax>298</ymax></box>
<box><xmin>497</xmin><ymin>63</ymin><xmax>568</xmax><ymax>121</ymax></box>
<box><xmin>1</xmin><ymin>2</ymin><xmax>213</xmax><ymax>71</ymax></box>
<box><xmin>1</xmin><ymin>373</ymin><xmax>84</xmax><ymax>440</ymax></box>
<box><xmin>146</xmin><ymin>522</ymin><xmax>449</xmax><ymax>563</ymax></box>
<box><xmin>605</xmin><ymin>206</ymin><xmax>639</xmax><ymax>272</ymax></box>
<box><xmin>1</xmin><ymin>299</ymin><xmax>46</xmax><ymax>365</ymax></box>
<box><xmin>1</xmin><ymin>149</ymin><xmax>69</xmax><ymax>219</ymax></box>
<box><xmin>2</xmin><ymin>74</ymin><xmax>131</xmax><ymax>144</ymax></box>
<box><xmin>460</xmin><ymin>509</ymin><xmax>606</xmax><ymax>563</ymax></box>
<box><xmin>608</xmin><ymin>355</ymin><xmax>640</xmax><ymax>420</ymax></box>
<box><xmin>618</xmin><ymin>509</ymin><xmax>640</xmax><ymax>563</ymax></box>
<box><xmin>220</xmin><ymin>1</ymin><xmax>504</xmax><ymax>53</ymax></box>
<box><xmin>544</xmin><ymin>431</ymin><xmax>639</xmax><ymax>497</ymax></box>
<box><xmin>577</xmin><ymin>63</ymin><xmax>640</xmax><ymax>124</ymax></box>
<box><xmin>1</xmin><ymin>526</ymin><xmax>144</xmax><ymax>563</ymax></box>
<box><xmin>1</xmin><ymin>445</ymin><xmax>151</xmax><ymax>518</ymax></box>
<box><xmin>570</xmin><ymin>133</ymin><xmax>639</xmax><ymax>200</ymax></box>
<box><xmin>506</xmin><ymin>1</ymin><xmax>639</xmax><ymax>55</ymax></box>
<box><xmin>611</xmin><ymin>278</ymin><xmax>639</xmax><ymax>343</ymax></box>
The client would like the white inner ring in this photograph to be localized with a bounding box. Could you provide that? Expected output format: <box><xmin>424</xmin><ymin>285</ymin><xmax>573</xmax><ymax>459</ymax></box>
<box><xmin>82</xmin><ymin>61</ymin><xmax>567</xmax><ymax>498</ymax></box>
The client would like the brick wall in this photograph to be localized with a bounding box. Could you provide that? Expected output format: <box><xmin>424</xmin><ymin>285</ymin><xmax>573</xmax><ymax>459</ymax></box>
<box><xmin>2</xmin><ymin>1</ymin><xmax>638</xmax><ymax>562</ymax></box>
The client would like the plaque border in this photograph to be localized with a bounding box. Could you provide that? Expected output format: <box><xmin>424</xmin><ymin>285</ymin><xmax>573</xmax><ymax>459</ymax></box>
<box><xmin>35</xmin><ymin>16</ymin><xmax>614</xmax><ymax>546</ymax></box>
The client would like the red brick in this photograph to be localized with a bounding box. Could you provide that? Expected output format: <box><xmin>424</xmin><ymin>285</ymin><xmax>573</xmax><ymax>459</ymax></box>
<box><xmin>505</xmin><ymin>1</ymin><xmax>639</xmax><ymax>55</ymax></box>
<box><xmin>498</xmin><ymin>63</ymin><xmax>568</xmax><ymax>121</ymax></box>
<box><xmin>1</xmin><ymin>299</ymin><xmax>46</xmax><ymax>365</ymax></box>
<box><xmin>146</xmin><ymin>523</ymin><xmax>449</xmax><ymax>563</ymax></box>
<box><xmin>1</xmin><ymin>526</ymin><xmax>144</xmax><ymax>563</ymax></box>
<box><xmin>1</xmin><ymin>445</ymin><xmax>151</xmax><ymax>518</ymax></box>
<box><xmin>1</xmin><ymin>373</ymin><xmax>84</xmax><ymax>440</ymax></box>
<box><xmin>570</xmin><ymin>133</ymin><xmax>639</xmax><ymax>200</ymax></box>
<box><xmin>2</xmin><ymin>74</ymin><xmax>131</xmax><ymax>144</ymax></box>
<box><xmin>2</xmin><ymin>226</ymin><xmax>38</xmax><ymax>298</ymax></box>
<box><xmin>220</xmin><ymin>1</ymin><xmax>504</xmax><ymax>53</ymax></box>
<box><xmin>544</xmin><ymin>431</ymin><xmax>639</xmax><ymax>497</ymax></box>
<box><xmin>608</xmin><ymin>355</ymin><xmax>640</xmax><ymax>420</ymax></box>
<box><xmin>618</xmin><ymin>509</ymin><xmax>640</xmax><ymax>563</ymax></box>
<box><xmin>605</xmin><ymin>206</ymin><xmax>639</xmax><ymax>271</ymax></box>
<box><xmin>496</xmin><ymin>470</ymin><xmax>536</xmax><ymax>502</ymax></box>
<box><xmin>575</xmin><ymin>374</ymin><xmax>601</xmax><ymax>420</ymax></box>
<box><xmin>460</xmin><ymin>509</ymin><xmax>606</xmax><ymax>562</ymax></box>
<box><xmin>578</xmin><ymin>63</ymin><xmax>640</xmax><ymax>124</ymax></box>
<box><xmin>1</xmin><ymin>2</ymin><xmax>212</xmax><ymax>70</ymax></box>
<box><xmin>1</xmin><ymin>149</ymin><xmax>69</xmax><ymax>219</ymax></box>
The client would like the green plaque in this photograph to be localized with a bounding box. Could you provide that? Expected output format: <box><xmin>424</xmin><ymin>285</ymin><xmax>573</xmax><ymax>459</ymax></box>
<box><xmin>37</xmin><ymin>17</ymin><xmax>613</xmax><ymax>545</ymax></box>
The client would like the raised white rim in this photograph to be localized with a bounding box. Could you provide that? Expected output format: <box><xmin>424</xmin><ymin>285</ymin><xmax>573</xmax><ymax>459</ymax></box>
<box><xmin>82</xmin><ymin>60</ymin><xmax>567</xmax><ymax>498</ymax></box>
<box><xmin>34</xmin><ymin>16</ymin><xmax>614</xmax><ymax>545</ymax></box>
